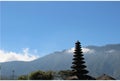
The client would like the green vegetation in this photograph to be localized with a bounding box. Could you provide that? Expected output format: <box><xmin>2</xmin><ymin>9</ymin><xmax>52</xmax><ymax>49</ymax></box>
<box><xmin>29</xmin><ymin>70</ymin><xmax>53</xmax><ymax>80</ymax></box>
<box><xmin>58</xmin><ymin>70</ymin><xmax>72</xmax><ymax>79</ymax></box>
<box><xmin>18</xmin><ymin>75</ymin><xmax>28</xmax><ymax>80</ymax></box>
<box><xmin>17</xmin><ymin>70</ymin><xmax>74</xmax><ymax>80</ymax></box>
<box><xmin>18</xmin><ymin>70</ymin><xmax>54</xmax><ymax>80</ymax></box>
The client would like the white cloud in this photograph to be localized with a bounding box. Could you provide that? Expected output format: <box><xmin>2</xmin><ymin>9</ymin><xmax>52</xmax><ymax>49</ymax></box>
<box><xmin>66</xmin><ymin>47</ymin><xmax>75</xmax><ymax>53</ymax></box>
<box><xmin>0</xmin><ymin>48</ymin><xmax>39</xmax><ymax>63</ymax></box>
<box><xmin>65</xmin><ymin>47</ymin><xmax>95</xmax><ymax>54</ymax></box>
<box><xmin>106</xmin><ymin>49</ymin><xmax>115</xmax><ymax>53</ymax></box>
<box><xmin>82</xmin><ymin>47</ymin><xmax>95</xmax><ymax>54</ymax></box>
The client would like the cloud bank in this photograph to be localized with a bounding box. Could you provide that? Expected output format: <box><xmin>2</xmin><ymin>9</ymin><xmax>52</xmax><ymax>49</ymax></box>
<box><xmin>0</xmin><ymin>48</ymin><xmax>39</xmax><ymax>63</ymax></box>
<box><xmin>65</xmin><ymin>47</ymin><xmax>95</xmax><ymax>54</ymax></box>
<box><xmin>0</xmin><ymin>47</ymin><xmax>95</xmax><ymax>62</ymax></box>
<box><xmin>106</xmin><ymin>49</ymin><xmax>115</xmax><ymax>53</ymax></box>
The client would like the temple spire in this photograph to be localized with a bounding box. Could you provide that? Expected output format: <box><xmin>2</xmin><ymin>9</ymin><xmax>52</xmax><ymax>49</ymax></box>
<box><xmin>71</xmin><ymin>41</ymin><xmax>89</xmax><ymax>80</ymax></box>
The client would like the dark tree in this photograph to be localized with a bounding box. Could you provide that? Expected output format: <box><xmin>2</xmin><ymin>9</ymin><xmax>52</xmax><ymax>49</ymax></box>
<box><xmin>18</xmin><ymin>75</ymin><xmax>28</xmax><ymax>80</ymax></box>
<box><xmin>29</xmin><ymin>70</ymin><xmax>53</xmax><ymax>80</ymax></box>
<box><xmin>58</xmin><ymin>70</ymin><xmax>73</xmax><ymax>79</ymax></box>
<box><xmin>71</xmin><ymin>41</ymin><xmax>91</xmax><ymax>80</ymax></box>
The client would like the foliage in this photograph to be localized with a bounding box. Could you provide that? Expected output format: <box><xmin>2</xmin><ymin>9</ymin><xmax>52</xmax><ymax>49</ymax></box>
<box><xmin>29</xmin><ymin>70</ymin><xmax>54</xmax><ymax>80</ymax></box>
<box><xmin>18</xmin><ymin>75</ymin><xmax>28</xmax><ymax>80</ymax></box>
<box><xmin>58</xmin><ymin>70</ymin><xmax>73</xmax><ymax>79</ymax></box>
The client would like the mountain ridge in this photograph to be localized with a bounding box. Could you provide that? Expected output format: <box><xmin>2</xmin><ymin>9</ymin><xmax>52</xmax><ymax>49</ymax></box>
<box><xmin>1</xmin><ymin>44</ymin><xmax>120</xmax><ymax>79</ymax></box>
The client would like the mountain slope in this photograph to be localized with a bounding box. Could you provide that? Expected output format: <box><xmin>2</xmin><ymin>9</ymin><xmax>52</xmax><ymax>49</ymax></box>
<box><xmin>1</xmin><ymin>44</ymin><xmax>120</xmax><ymax>79</ymax></box>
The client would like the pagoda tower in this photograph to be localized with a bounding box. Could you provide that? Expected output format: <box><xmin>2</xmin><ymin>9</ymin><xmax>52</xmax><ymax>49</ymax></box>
<box><xmin>71</xmin><ymin>41</ymin><xmax>90</xmax><ymax>80</ymax></box>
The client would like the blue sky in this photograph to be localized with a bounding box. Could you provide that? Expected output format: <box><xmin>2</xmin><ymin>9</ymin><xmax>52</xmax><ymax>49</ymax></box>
<box><xmin>1</xmin><ymin>1</ymin><xmax>120</xmax><ymax>56</ymax></box>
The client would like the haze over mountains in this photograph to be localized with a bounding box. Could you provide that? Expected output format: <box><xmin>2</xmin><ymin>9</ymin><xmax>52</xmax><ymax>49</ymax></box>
<box><xmin>1</xmin><ymin>44</ymin><xmax>120</xmax><ymax>79</ymax></box>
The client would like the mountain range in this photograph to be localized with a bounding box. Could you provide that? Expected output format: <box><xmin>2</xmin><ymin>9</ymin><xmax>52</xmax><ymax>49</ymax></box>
<box><xmin>1</xmin><ymin>44</ymin><xmax>120</xmax><ymax>79</ymax></box>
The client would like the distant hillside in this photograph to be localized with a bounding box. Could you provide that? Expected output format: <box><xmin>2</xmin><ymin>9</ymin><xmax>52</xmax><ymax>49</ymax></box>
<box><xmin>1</xmin><ymin>44</ymin><xmax>120</xmax><ymax>79</ymax></box>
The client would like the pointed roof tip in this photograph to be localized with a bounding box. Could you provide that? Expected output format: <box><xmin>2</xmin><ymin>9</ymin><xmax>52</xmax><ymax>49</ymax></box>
<box><xmin>76</xmin><ymin>40</ymin><xmax>80</xmax><ymax>44</ymax></box>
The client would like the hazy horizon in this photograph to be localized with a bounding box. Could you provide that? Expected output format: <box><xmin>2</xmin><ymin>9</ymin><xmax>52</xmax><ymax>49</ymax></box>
<box><xmin>0</xmin><ymin>43</ymin><xmax>119</xmax><ymax>63</ymax></box>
